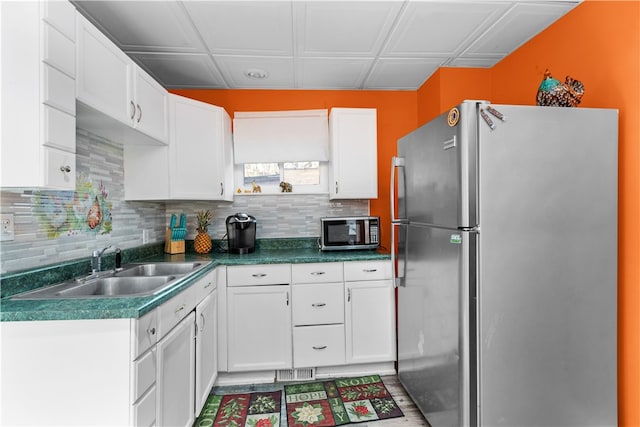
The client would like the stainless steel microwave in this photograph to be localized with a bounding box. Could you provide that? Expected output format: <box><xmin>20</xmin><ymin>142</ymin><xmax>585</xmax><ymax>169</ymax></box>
<box><xmin>320</xmin><ymin>216</ymin><xmax>380</xmax><ymax>251</ymax></box>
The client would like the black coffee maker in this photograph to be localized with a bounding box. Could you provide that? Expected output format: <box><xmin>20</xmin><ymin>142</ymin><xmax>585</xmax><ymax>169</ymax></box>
<box><xmin>226</xmin><ymin>213</ymin><xmax>257</xmax><ymax>254</ymax></box>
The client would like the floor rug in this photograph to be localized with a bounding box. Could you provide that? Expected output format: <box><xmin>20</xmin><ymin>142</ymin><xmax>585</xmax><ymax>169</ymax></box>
<box><xmin>195</xmin><ymin>390</ymin><xmax>282</xmax><ymax>427</ymax></box>
<box><xmin>284</xmin><ymin>375</ymin><xmax>403</xmax><ymax>426</ymax></box>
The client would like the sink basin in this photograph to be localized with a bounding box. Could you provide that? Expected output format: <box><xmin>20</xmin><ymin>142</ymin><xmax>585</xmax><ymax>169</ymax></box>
<box><xmin>56</xmin><ymin>276</ymin><xmax>177</xmax><ymax>297</ymax></box>
<box><xmin>11</xmin><ymin>261</ymin><xmax>211</xmax><ymax>300</ymax></box>
<box><xmin>115</xmin><ymin>262</ymin><xmax>202</xmax><ymax>277</ymax></box>
<box><xmin>13</xmin><ymin>276</ymin><xmax>178</xmax><ymax>299</ymax></box>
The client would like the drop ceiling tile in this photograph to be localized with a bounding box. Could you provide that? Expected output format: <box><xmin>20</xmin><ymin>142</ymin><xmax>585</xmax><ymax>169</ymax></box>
<box><xmin>215</xmin><ymin>56</ymin><xmax>295</xmax><ymax>89</ymax></box>
<box><xmin>382</xmin><ymin>1</ymin><xmax>512</xmax><ymax>56</ymax></box>
<box><xmin>73</xmin><ymin>1</ymin><xmax>205</xmax><ymax>53</ymax></box>
<box><xmin>463</xmin><ymin>2</ymin><xmax>579</xmax><ymax>56</ymax></box>
<box><xmin>294</xmin><ymin>1</ymin><xmax>403</xmax><ymax>57</ymax></box>
<box><xmin>183</xmin><ymin>1</ymin><xmax>293</xmax><ymax>56</ymax></box>
<box><xmin>129</xmin><ymin>53</ymin><xmax>227</xmax><ymax>88</ymax></box>
<box><xmin>296</xmin><ymin>58</ymin><xmax>374</xmax><ymax>89</ymax></box>
<box><xmin>365</xmin><ymin>58</ymin><xmax>444</xmax><ymax>90</ymax></box>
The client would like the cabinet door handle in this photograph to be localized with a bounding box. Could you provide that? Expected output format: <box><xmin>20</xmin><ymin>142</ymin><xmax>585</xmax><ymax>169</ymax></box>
<box><xmin>252</xmin><ymin>273</ymin><xmax>267</xmax><ymax>278</ymax></box>
<box><xmin>347</xmin><ymin>288</ymin><xmax>351</xmax><ymax>302</ymax></box>
<box><xmin>335</xmin><ymin>181</ymin><xmax>339</xmax><ymax>194</ymax></box>
<box><xmin>312</xmin><ymin>345</ymin><xmax>327</xmax><ymax>350</ymax></box>
<box><xmin>363</xmin><ymin>268</ymin><xmax>378</xmax><ymax>273</ymax></box>
<box><xmin>130</xmin><ymin>101</ymin><xmax>136</xmax><ymax>120</ymax></box>
<box><xmin>59</xmin><ymin>165</ymin><xmax>71</xmax><ymax>173</ymax></box>
<box><xmin>220</xmin><ymin>182</ymin><xmax>224</xmax><ymax>196</ymax></box>
<box><xmin>204</xmin><ymin>282</ymin><xmax>212</xmax><ymax>289</ymax></box>
<box><xmin>310</xmin><ymin>271</ymin><xmax>325</xmax><ymax>276</ymax></box>
<box><xmin>147</xmin><ymin>327</ymin><xmax>156</xmax><ymax>336</ymax></box>
<box><xmin>136</xmin><ymin>104</ymin><xmax>142</xmax><ymax>123</ymax></box>
<box><xmin>312</xmin><ymin>303</ymin><xmax>326</xmax><ymax>308</ymax></box>
<box><xmin>200</xmin><ymin>313</ymin><xmax>206</xmax><ymax>332</ymax></box>
<box><xmin>175</xmin><ymin>304</ymin><xmax>185</xmax><ymax>314</ymax></box>
<box><xmin>286</xmin><ymin>292</ymin><xmax>290</xmax><ymax>306</ymax></box>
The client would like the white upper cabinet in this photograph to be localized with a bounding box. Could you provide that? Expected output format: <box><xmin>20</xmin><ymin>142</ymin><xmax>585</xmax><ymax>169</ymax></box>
<box><xmin>329</xmin><ymin>108</ymin><xmax>378</xmax><ymax>199</ymax></box>
<box><xmin>75</xmin><ymin>14</ymin><xmax>168</xmax><ymax>145</ymax></box>
<box><xmin>169</xmin><ymin>94</ymin><xmax>234</xmax><ymax>200</ymax></box>
<box><xmin>124</xmin><ymin>94</ymin><xmax>234</xmax><ymax>201</ymax></box>
<box><xmin>1</xmin><ymin>0</ymin><xmax>77</xmax><ymax>190</ymax></box>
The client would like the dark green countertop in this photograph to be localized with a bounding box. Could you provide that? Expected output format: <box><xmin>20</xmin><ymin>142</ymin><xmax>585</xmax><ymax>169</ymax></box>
<box><xmin>0</xmin><ymin>241</ymin><xmax>390</xmax><ymax>322</ymax></box>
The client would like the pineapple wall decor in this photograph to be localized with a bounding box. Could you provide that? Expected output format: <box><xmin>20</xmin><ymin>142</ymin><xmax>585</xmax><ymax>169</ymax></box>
<box><xmin>194</xmin><ymin>209</ymin><xmax>213</xmax><ymax>254</ymax></box>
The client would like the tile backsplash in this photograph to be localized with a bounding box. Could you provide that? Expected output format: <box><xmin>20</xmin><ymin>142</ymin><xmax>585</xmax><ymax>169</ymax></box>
<box><xmin>0</xmin><ymin>129</ymin><xmax>367</xmax><ymax>274</ymax></box>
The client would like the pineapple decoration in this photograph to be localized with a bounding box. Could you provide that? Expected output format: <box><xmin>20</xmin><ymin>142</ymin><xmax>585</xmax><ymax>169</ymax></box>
<box><xmin>194</xmin><ymin>209</ymin><xmax>213</xmax><ymax>254</ymax></box>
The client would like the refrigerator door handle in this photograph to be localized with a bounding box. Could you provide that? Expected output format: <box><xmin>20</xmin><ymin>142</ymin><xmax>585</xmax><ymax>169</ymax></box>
<box><xmin>391</xmin><ymin>156</ymin><xmax>408</xmax><ymax>288</ymax></box>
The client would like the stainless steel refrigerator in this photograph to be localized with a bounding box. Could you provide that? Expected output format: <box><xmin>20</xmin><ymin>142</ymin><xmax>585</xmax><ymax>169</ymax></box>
<box><xmin>391</xmin><ymin>101</ymin><xmax>618</xmax><ymax>427</ymax></box>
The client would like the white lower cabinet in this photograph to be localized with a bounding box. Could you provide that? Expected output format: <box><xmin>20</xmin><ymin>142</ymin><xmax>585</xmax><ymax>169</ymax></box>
<box><xmin>1</xmin><ymin>269</ymin><xmax>218</xmax><ymax>427</ymax></box>
<box><xmin>227</xmin><ymin>285</ymin><xmax>292</xmax><ymax>371</ymax></box>
<box><xmin>221</xmin><ymin>261</ymin><xmax>395</xmax><ymax>380</ymax></box>
<box><xmin>344</xmin><ymin>261</ymin><xmax>396</xmax><ymax>364</ymax></box>
<box><xmin>157</xmin><ymin>312</ymin><xmax>196</xmax><ymax>427</ymax></box>
<box><xmin>195</xmin><ymin>290</ymin><xmax>218</xmax><ymax>415</ymax></box>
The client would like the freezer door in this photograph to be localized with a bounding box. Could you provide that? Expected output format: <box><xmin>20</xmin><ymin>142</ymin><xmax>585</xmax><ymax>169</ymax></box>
<box><xmin>476</xmin><ymin>105</ymin><xmax>618</xmax><ymax>426</ymax></box>
<box><xmin>397</xmin><ymin>224</ymin><xmax>475</xmax><ymax>427</ymax></box>
<box><xmin>396</xmin><ymin>102</ymin><xmax>478</xmax><ymax>228</ymax></box>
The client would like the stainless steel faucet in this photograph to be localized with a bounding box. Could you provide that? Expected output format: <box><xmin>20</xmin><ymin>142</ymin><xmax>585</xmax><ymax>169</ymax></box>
<box><xmin>91</xmin><ymin>245</ymin><xmax>112</xmax><ymax>273</ymax></box>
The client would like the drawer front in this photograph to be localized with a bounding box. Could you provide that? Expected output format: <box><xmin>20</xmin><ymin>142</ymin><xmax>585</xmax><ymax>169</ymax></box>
<box><xmin>132</xmin><ymin>348</ymin><xmax>156</xmax><ymax>402</ymax></box>
<box><xmin>43</xmin><ymin>106</ymin><xmax>75</xmax><ymax>152</ymax></box>
<box><xmin>132</xmin><ymin>385</ymin><xmax>156</xmax><ymax>427</ymax></box>
<box><xmin>43</xmin><ymin>23</ymin><xmax>75</xmax><ymax>77</ymax></box>
<box><xmin>227</xmin><ymin>264</ymin><xmax>291</xmax><ymax>287</ymax></box>
<box><xmin>344</xmin><ymin>260</ymin><xmax>392</xmax><ymax>282</ymax></box>
<box><xmin>41</xmin><ymin>0</ymin><xmax>76</xmax><ymax>41</ymax></box>
<box><xmin>44</xmin><ymin>148</ymin><xmax>75</xmax><ymax>189</ymax></box>
<box><xmin>157</xmin><ymin>291</ymin><xmax>194</xmax><ymax>339</ymax></box>
<box><xmin>43</xmin><ymin>66</ymin><xmax>76</xmax><ymax>115</ymax></box>
<box><xmin>184</xmin><ymin>270</ymin><xmax>216</xmax><ymax>305</ymax></box>
<box><xmin>292</xmin><ymin>262</ymin><xmax>343</xmax><ymax>284</ymax></box>
<box><xmin>293</xmin><ymin>324</ymin><xmax>345</xmax><ymax>368</ymax></box>
<box><xmin>292</xmin><ymin>283</ymin><xmax>344</xmax><ymax>326</ymax></box>
<box><xmin>133</xmin><ymin>309</ymin><xmax>157</xmax><ymax>358</ymax></box>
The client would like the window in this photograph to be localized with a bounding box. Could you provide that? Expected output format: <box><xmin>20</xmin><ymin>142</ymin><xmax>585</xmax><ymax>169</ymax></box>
<box><xmin>235</xmin><ymin>161</ymin><xmax>327</xmax><ymax>194</ymax></box>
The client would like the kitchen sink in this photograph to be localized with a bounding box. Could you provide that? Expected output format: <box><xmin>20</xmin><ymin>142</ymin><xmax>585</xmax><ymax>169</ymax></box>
<box><xmin>114</xmin><ymin>262</ymin><xmax>203</xmax><ymax>277</ymax></box>
<box><xmin>11</xmin><ymin>261</ymin><xmax>210</xmax><ymax>300</ymax></box>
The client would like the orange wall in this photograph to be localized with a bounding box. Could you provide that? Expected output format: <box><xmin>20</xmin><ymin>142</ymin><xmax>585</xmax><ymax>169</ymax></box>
<box><xmin>170</xmin><ymin>89</ymin><xmax>418</xmax><ymax>251</ymax></box>
<box><xmin>416</xmin><ymin>2</ymin><xmax>640</xmax><ymax>425</ymax></box>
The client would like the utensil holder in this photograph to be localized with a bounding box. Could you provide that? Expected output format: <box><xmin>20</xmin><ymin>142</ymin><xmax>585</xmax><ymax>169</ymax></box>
<box><xmin>164</xmin><ymin>227</ymin><xmax>185</xmax><ymax>254</ymax></box>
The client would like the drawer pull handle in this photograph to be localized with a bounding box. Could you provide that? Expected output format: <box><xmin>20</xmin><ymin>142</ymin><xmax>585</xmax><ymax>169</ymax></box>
<box><xmin>312</xmin><ymin>303</ymin><xmax>326</xmax><ymax>308</ymax></box>
<box><xmin>59</xmin><ymin>165</ymin><xmax>71</xmax><ymax>173</ymax></box>
<box><xmin>310</xmin><ymin>271</ymin><xmax>326</xmax><ymax>276</ymax></box>
<box><xmin>313</xmin><ymin>345</ymin><xmax>327</xmax><ymax>350</ymax></box>
<box><xmin>363</xmin><ymin>269</ymin><xmax>378</xmax><ymax>273</ymax></box>
<box><xmin>147</xmin><ymin>327</ymin><xmax>156</xmax><ymax>336</ymax></box>
<box><xmin>252</xmin><ymin>273</ymin><xmax>267</xmax><ymax>278</ymax></box>
<box><xmin>175</xmin><ymin>304</ymin><xmax>185</xmax><ymax>314</ymax></box>
<box><xmin>204</xmin><ymin>282</ymin><xmax>212</xmax><ymax>288</ymax></box>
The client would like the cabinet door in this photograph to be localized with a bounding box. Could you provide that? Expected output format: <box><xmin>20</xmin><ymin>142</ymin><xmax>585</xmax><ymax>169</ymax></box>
<box><xmin>329</xmin><ymin>108</ymin><xmax>378</xmax><ymax>199</ymax></box>
<box><xmin>132</xmin><ymin>65</ymin><xmax>168</xmax><ymax>143</ymax></box>
<box><xmin>76</xmin><ymin>14</ymin><xmax>131</xmax><ymax>125</ymax></box>
<box><xmin>169</xmin><ymin>94</ymin><xmax>231</xmax><ymax>200</ymax></box>
<box><xmin>195</xmin><ymin>290</ymin><xmax>218</xmax><ymax>415</ymax></box>
<box><xmin>156</xmin><ymin>312</ymin><xmax>196</xmax><ymax>427</ymax></box>
<box><xmin>345</xmin><ymin>280</ymin><xmax>396</xmax><ymax>364</ymax></box>
<box><xmin>227</xmin><ymin>285</ymin><xmax>292</xmax><ymax>371</ymax></box>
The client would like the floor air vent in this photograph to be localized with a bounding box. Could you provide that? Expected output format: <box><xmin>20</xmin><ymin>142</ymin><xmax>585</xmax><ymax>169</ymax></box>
<box><xmin>276</xmin><ymin>368</ymin><xmax>315</xmax><ymax>382</ymax></box>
